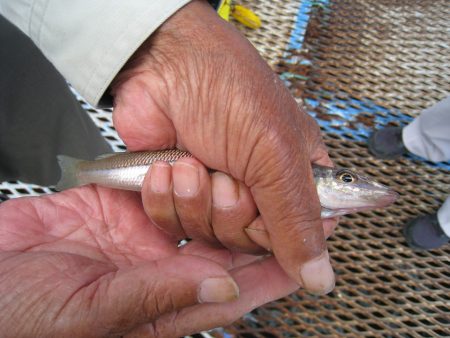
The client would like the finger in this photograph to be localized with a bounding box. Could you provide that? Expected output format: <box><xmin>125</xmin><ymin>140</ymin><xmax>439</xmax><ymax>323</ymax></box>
<box><xmin>142</xmin><ymin>161</ymin><xmax>186</xmax><ymax>239</ymax></box>
<box><xmin>172</xmin><ymin>158</ymin><xmax>218</xmax><ymax>244</ymax></box>
<box><xmin>112</xmin><ymin>79</ymin><xmax>176</xmax><ymax>151</ymax></box>
<box><xmin>312</xmin><ymin>145</ymin><xmax>334</xmax><ymax>167</ymax></box>
<box><xmin>322</xmin><ymin>217</ymin><xmax>339</xmax><ymax>238</ymax></box>
<box><xmin>129</xmin><ymin>256</ymin><xmax>298</xmax><ymax>337</ymax></box>
<box><xmin>211</xmin><ymin>172</ymin><xmax>263</xmax><ymax>254</ymax></box>
<box><xmin>244</xmin><ymin>217</ymin><xmax>272</xmax><ymax>251</ymax></box>
<box><xmin>179</xmin><ymin>240</ymin><xmax>265</xmax><ymax>270</ymax></box>
<box><xmin>244</xmin><ymin>216</ymin><xmax>340</xmax><ymax>251</ymax></box>
<box><xmin>249</xmin><ymin>119</ymin><xmax>335</xmax><ymax>295</ymax></box>
<box><xmin>74</xmin><ymin>255</ymin><xmax>239</xmax><ymax>336</ymax></box>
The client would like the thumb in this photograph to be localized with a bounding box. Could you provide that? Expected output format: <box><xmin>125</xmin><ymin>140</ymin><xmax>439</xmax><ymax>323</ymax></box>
<box><xmin>247</xmin><ymin>116</ymin><xmax>335</xmax><ymax>295</ymax></box>
<box><xmin>86</xmin><ymin>255</ymin><xmax>239</xmax><ymax>336</ymax></box>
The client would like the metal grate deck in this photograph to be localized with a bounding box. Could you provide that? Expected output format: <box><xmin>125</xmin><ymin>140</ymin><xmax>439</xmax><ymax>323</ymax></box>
<box><xmin>1</xmin><ymin>0</ymin><xmax>449</xmax><ymax>337</ymax></box>
<box><xmin>225</xmin><ymin>0</ymin><xmax>450</xmax><ymax>336</ymax></box>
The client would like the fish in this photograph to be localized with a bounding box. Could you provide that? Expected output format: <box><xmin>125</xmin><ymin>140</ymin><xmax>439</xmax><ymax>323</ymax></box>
<box><xmin>314</xmin><ymin>166</ymin><xmax>398</xmax><ymax>218</ymax></box>
<box><xmin>56</xmin><ymin>150</ymin><xmax>398</xmax><ymax>218</ymax></box>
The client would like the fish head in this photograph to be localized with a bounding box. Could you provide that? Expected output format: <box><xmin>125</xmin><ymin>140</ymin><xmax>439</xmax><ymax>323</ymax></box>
<box><xmin>314</xmin><ymin>166</ymin><xmax>398</xmax><ymax>218</ymax></box>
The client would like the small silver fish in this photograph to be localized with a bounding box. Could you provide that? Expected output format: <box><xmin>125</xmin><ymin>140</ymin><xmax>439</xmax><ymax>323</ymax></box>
<box><xmin>57</xmin><ymin>150</ymin><xmax>398</xmax><ymax>218</ymax></box>
<box><xmin>314</xmin><ymin>166</ymin><xmax>398</xmax><ymax>218</ymax></box>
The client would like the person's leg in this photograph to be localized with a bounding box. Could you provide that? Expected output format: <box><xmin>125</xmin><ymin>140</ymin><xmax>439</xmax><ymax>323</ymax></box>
<box><xmin>402</xmin><ymin>96</ymin><xmax>450</xmax><ymax>162</ymax></box>
<box><xmin>368</xmin><ymin>126</ymin><xmax>407</xmax><ymax>159</ymax></box>
<box><xmin>437</xmin><ymin>196</ymin><xmax>450</xmax><ymax>238</ymax></box>
<box><xmin>0</xmin><ymin>16</ymin><xmax>112</xmax><ymax>186</ymax></box>
<box><xmin>369</xmin><ymin>96</ymin><xmax>450</xmax><ymax>161</ymax></box>
<box><xmin>403</xmin><ymin>196</ymin><xmax>450</xmax><ymax>250</ymax></box>
<box><xmin>368</xmin><ymin>97</ymin><xmax>450</xmax><ymax>250</ymax></box>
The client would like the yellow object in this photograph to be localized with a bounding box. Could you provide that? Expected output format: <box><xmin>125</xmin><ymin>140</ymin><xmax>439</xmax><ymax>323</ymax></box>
<box><xmin>216</xmin><ymin>0</ymin><xmax>232</xmax><ymax>21</ymax></box>
<box><xmin>231</xmin><ymin>4</ymin><xmax>262</xmax><ymax>29</ymax></box>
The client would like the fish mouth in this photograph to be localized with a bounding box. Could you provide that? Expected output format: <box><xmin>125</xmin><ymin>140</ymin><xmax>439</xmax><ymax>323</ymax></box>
<box><xmin>351</xmin><ymin>189</ymin><xmax>399</xmax><ymax>212</ymax></box>
<box><xmin>354</xmin><ymin>188</ymin><xmax>398</xmax><ymax>211</ymax></box>
<box><xmin>374</xmin><ymin>189</ymin><xmax>399</xmax><ymax>208</ymax></box>
<box><xmin>321</xmin><ymin>189</ymin><xmax>399</xmax><ymax>218</ymax></box>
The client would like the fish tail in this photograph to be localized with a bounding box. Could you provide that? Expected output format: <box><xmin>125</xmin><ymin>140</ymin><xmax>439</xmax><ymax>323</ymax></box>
<box><xmin>56</xmin><ymin>155</ymin><xmax>82</xmax><ymax>191</ymax></box>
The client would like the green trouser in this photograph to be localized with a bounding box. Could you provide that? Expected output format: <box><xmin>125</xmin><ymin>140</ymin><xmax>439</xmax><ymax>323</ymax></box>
<box><xmin>0</xmin><ymin>15</ymin><xmax>111</xmax><ymax>187</ymax></box>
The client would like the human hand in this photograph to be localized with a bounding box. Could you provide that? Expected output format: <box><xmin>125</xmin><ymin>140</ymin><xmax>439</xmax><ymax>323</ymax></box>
<box><xmin>140</xmin><ymin>158</ymin><xmax>338</xmax><ymax>252</ymax></box>
<box><xmin>0</xmin><ymin>187</ymin><xmax>299</xmax><ymax>337</ymax></box>
<box><xmin>113</xmin><ymin>0</ymin><xmax>335</xmax><ymax>294</ymax></box>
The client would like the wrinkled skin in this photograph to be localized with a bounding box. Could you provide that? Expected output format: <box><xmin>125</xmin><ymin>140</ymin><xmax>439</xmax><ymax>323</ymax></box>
<box><xmin>0</xmin><ymin>187</ymin><xmax>341</xmax><ymax>337</ymax></box>
<box><xmin>0</xmin><ymin>1</ymin><xmax>339</xmax><ymax>336</ymax></box>
<box><xmin>113</xmin><ymin>0</ymin><xmax>336</xmax><ymax>294</ymax></box>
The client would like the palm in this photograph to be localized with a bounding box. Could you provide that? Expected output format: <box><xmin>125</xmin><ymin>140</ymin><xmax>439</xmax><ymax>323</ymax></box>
<box><xmin>0</xmin><ymin>186</ymin><xmax>297</xmax><ymax>337</ymax></box>
<box><xmin>0</xmin><ymin>186</ymin><xmax>173</xmax><ymax>335</ymax></box>
<box><xmin>1</xmin><ymin>186</ymin><xmax>177</xmax><ymax>262</ymax></box>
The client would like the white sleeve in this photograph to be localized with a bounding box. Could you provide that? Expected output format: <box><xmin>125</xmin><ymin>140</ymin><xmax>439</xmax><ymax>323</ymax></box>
<box><xmin>0</xmin><ymin>0</ymin><xmax>192</xmax><ymax>106</ymax></box>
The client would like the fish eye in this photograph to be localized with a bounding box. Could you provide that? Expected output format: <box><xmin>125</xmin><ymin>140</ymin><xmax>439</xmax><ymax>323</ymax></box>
<box><xmin>336</xmin><ymin>170</ymin><xmax>357</xmax><ymax>184</ymax></box>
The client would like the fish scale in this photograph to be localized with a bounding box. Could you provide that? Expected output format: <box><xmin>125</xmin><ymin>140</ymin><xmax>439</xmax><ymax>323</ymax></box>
<box><xmin>84</xmin><ymin>149</ymin><xmax>193</xmax><ymax>169</ymax></box>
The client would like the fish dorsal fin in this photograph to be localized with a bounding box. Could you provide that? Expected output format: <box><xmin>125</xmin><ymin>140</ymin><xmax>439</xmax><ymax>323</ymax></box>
<box><xmin>95</xmin><ymin>153</ymin><xmax>116</xmax><ymax>160</ymax></box>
